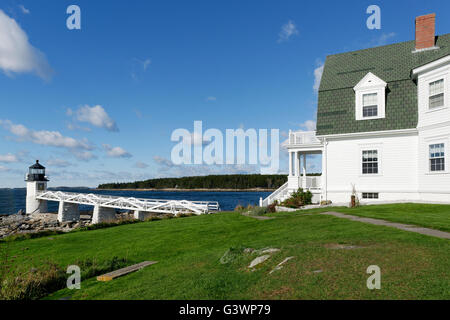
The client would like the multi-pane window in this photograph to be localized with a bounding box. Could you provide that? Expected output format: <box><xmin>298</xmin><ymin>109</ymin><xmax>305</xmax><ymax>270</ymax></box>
<box><xmin>429</xmin><ymin>143</ymin><xmax>445</xmax><ymax>172</ymax></box>
<box><xmin>429</xmin><ymin>79</ymin><xmax>444</xmax><ymax>109</ymax></box>
<box><xmin>362</xmin><ymin>93</ymin><xmax>378</xmax><ymax>117</ymax></box>
<box><xmin>362</xmin><ymin>150</ymin><xmax>378</xmax><ymax>174</ymax></box>
<box><xmin>362</xmin><ymin>193</ymin><xmax>379</xmax><ymax>199</ymax></box>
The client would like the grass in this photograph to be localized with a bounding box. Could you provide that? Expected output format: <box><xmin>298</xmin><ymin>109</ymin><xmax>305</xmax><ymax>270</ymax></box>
<box><xmin>280</xmin><ymin>203</ymin><xmax>450</xmax><ymax>232</ymax></box>
<box><xmin>0</xmin><ymin>204</ymin><xmax>449</xmax><ymax>300</ymax></box>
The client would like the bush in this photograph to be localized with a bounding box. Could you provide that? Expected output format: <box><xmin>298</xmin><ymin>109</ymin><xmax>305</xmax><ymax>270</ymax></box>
<box><xmin>267</xmin><ymin>201</ymin><xmax>278</xmax><ymax>213</ymax></box>
<box><xmin>0</xmin><ymin>255</ymin><xmax>129</xmax><ymax>300</ymax></box>
<box><xmin>248</xmin><ymin>207</ymin><xmax>268</xmax><ymax>216</ymax></box>
<box><xmin>234</xmin><ymin>204</ymin><xmax>245</xmax><ymax>211</ymax></box>
<box><xmin>0</xmin><ymin>230</ymin><xmax>66</xmax><ymax>243</ymax></box>
<box><xmin>280</xmin><ymin>188</ymin><xmax>313</xmax><ymax>208</ymax></box>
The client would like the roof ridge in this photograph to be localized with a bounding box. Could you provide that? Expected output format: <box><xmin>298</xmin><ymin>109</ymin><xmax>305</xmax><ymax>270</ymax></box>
<box><xmin>326</xmin><ymin>32</ymin><xmax>450</xmax><ymax>58</ymax></box>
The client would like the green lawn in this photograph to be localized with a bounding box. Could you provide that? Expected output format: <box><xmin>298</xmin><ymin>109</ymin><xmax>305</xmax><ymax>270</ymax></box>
<box><xmin>290</xmin><ymin>203</ymin><xmax>450</xmax><ymax>232</ymax></box>
<box><xmin>1</xmin><ymin>204</ymin><xmax>449</xmax><ymax>300</ymax></box>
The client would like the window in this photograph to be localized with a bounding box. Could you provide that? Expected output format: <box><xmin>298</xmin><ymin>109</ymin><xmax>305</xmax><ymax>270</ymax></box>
<box><xmin>362</xmin><ymin>193</ymin><xmax>379</xmax><ymax>199</ymax></box>
<box><xmin>362</xmin><ymin>150</ymin><xmax>378</xmax><ymax>174</ymax></box>
<box><xmin>362</xmin><ymin>93</ymin><xmax>378</xmax><ymax>117</ymax></box>
<box><xmin>354</xmin><ymin>72</ymin><xmax>387</xmax><ymax>121</ymax></box>
<box><xmin>429</xmin><ymin>79</ymin><xmax>444</xmax><ymax>109</ymax></box>
<box><xmin>429</xmin><ymin>143</ymin><xmax>445</xmax><ymax>172</ymax></box>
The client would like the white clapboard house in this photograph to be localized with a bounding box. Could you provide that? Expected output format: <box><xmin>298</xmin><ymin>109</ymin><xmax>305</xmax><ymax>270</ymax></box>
<box><xmin>263</xmin><ymin>13</ymin><xmax>450</xmax><ymax>206</ymax></box>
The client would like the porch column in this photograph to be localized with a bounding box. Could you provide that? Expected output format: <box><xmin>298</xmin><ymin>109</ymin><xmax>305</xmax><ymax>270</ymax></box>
<box><xmin>288</xmin><ymin>151</ymin><xmax>293</xmax><ymax>176</ymax></box>
<box><xmin>295</xmin><ymin>151</ymin><xmax>301</xmax><ymax>177</ymax></box>
<box><xmin>322</xmin><ymin>139</ymin><xmax>328</xmax><ymax>201</ymax></box>
<box><xmin>302</xmin><ymin>154</ymin><xmax>307</xmax><ymax>189</ymax></box>
<box><xmin>303</xmin><ymin>154</ymin><xmax>307</xmax><ymax>177</ymax></box>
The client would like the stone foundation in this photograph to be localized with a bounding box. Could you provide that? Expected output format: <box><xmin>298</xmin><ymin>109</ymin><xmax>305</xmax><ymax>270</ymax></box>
<box><xmin>57</xmin><ymin>201</ymin><xmax>80</xmax><ymax>222</ymax></box>
<box><xmin>92</xmin><ymin>205</ymin><xmax>117</xmax><ymax>224</ymax></box>
<box><xmin>133</xmin><ymin>210</ymin><xmax>155</xmax><ymax>221</ymax></box>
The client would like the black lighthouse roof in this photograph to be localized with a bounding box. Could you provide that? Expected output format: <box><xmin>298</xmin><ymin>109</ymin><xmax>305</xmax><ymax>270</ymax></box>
<box><xmin>26</xmin><ymin>160</ymin><xmax>48</xmax><ymax>182</ymax></box>
<box><xmin>29</xmin><ymin>160</ymin><xmax>45</xmax><ymax>169</ymax></box>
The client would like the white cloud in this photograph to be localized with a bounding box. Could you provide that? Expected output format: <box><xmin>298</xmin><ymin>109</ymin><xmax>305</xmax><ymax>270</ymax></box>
<box><xmin>103</xmin><ymin>144</ymin><xmax>132</xmax><ymax>158</ymax></box>
<box><xmin>299</xmin><ymin>120</ymin><xmax>316</xmax><ymax>131</ymax></box>
<box><xmin>206</xmin><ymin>96</ymin><xmax>217</xmax><ymax>102</ymax></box>
<box><xmin>131</xmin><ymin>58</ymin><xmax>151</xmax><ymax>80</ymax></box>
<box><xmin>0</xmin><ymin>120</ymin><xmax>94</xmax><ymax>151</ymax></box>
<box><xmin>68</xmin><ymin>105</ymin><xmax>119</xmax><ymax>132</ymax></box>
<box><xmin>71</xmin><ymin>150</ymin><xmax>97</xmax><ymax>161</ymax></box>
<box><xmin>47</xmin><ymin>158</ymin><xmax>72</xmax><ymax>168</ymax></box>
<box><xmin>0</xmin><ymin>153</ymin><xmax>19</xmax><ymax>163</ymax></box>
<box><xmin>0</xmin><ymin>165</ymin><xmax>8</xmax><ymax>171</ymax></box>
<box><xmin>153</xmin><ymin>155</ymin><xmax>174</xmax><ymax>167</ymax></box>
<box><xmin>372</xmin><ymin>32</ymin><xmax>396</xmax><ymax>46</ymax></box>
<box><xmin>135</xmin><ymin>161</ymin><xmax>149</xmax><ymax>169</ymax></box>
<box><xmin>19</xmin><ymin>5</ymin><xmax>30</xmax><ymax>14</ymax></box>
<box><xmin>313</xmin><ymin>61</ymin><xmax>324</xmax><ymax>93</ymax></box>
<box><xmin>0</xmin><ymin>10</ymin><xmax>52</xmax><ymax>80</ymax></box>
<box><xmin>152</xmin><ymin>155</ymin><xmax>260</xmax><ymax>177</ymax></box>
<box><xmin>278</xmin><ymin>20</ymin><xmax>299</xmax><ymax>43</ymax></box>
<box><xmin>142</xmin><ymin>59</ymin><xmax>151</xmax><ymax>71</ymax></box>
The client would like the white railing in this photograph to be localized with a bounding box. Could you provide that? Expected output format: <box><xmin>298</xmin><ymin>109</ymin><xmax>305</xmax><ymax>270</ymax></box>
<box><xmin>305</xmin><ymin>176</ymin><xmax>321</xmax><ymax>189</ymax></box>
<box><xmin>261</xmin><ymin>182</ymin><xmax>289</xmax><ymax>206</ymax></box>
<box><xmin>288</xmin><ymin>131</ymin><xmax>321</xmax><ymax>146</ymax></box>
<box><xmin>36</xmin><ymin>191</ymin><xmax>220</xmax><ymax>215</ymax></box>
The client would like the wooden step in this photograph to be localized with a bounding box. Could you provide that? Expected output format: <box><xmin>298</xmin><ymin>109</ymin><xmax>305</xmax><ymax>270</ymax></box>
<box><xmin>97</xmin><ymin>261</ymin><xmax>158</xmax><ymax>281</ymax></box>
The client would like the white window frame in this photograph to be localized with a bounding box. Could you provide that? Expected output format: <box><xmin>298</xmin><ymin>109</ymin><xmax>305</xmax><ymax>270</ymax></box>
<box><xmin>354</xmin><ymin>72</ymin><xmax>387</xmax><ymax>121</ymax></box>
<box><xmin>422</xmin><ymin>68</ymin><xmax>450</xmax><ymax>113</ymax></box>
<box><xmin>362</xmin><ymin>192</ymin><xmax>379</xmax><ymax>200</ymax></box>
<box><xmin>425</xmin><ymin>137</ymin><xmax>449</xmax><ymax>175</ymax></box>
<box><xmin>429</xmin><ymin>143</ymin><xmax>445</xmax><ymax>172</ymax></box>
<box><xmin>361</xmin><ymin>149</ymin><xmax>380</xmax><ymax>175</ymax></box>
<box><xmin>428</xmin><ymin>79</ymin><xmax>445</xmax><ymax>110</ymax></box>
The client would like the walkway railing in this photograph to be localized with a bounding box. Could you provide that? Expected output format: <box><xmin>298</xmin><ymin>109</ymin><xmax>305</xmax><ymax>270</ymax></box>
<box><xmin>36</xmin><ymin>191</ymin><xmax>220</xmax><ymax>215</ymax></box>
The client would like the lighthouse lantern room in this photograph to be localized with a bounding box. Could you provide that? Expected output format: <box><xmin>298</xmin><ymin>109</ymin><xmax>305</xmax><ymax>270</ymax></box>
<box><xmin>26</xmin><ymin>160</ymin><xmax>48</xmax><ymax>214</ymax></box>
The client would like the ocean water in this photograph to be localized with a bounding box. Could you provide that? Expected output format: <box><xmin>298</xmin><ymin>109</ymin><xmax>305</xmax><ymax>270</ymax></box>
<box><xmin>0</xmin><ymin>188</ymin><xmax>272</xmax><ymax>215</ymax></box>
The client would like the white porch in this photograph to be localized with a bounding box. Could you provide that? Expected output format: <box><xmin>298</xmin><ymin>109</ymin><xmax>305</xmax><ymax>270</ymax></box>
<box><xmin>261</xmin><ymin>130</ymin><xmax>325</xmax><ymax>206</ymax></box>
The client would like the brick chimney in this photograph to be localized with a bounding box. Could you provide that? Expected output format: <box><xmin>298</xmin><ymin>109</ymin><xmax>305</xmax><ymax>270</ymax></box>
<box><xmin>415</xmin><ymin>13</ymin><xmax>436</xmax><ymax>50</ymax></box>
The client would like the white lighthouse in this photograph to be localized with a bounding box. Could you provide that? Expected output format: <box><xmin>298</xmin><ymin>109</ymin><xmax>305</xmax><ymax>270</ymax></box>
<box><xmin>26</xmin><ymin>160</ymin><xmax>48</xmax><ymax>214</ymax></box>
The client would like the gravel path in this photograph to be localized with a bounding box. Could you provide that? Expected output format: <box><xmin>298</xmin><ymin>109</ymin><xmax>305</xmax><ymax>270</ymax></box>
<box><xmin>320</xmin><ymin>211</ymin><xmax>450</xmax><ymax>239</ymax></box>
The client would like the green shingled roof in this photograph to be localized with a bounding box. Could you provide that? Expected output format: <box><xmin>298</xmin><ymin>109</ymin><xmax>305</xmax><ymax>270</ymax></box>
<box><xmin>316</xmin><ymin>33</ymin><xmax>450</xmax><ymax>136</ymax></box>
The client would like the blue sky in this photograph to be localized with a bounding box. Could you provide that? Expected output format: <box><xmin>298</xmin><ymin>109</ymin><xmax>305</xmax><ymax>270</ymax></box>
<box><xmin>1</xmin><ymin>0</ymin><xmax>450</xmax><ymax>187</ymax></box>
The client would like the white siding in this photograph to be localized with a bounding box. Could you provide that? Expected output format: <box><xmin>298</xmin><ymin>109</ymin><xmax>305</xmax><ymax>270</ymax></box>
<box><xmin>325</xmin><ymin>133</ymin><xmax>419</xmax><ymax>204</ymax></box>
<box><xmin>417</xmin><ymin>62</ymin><xmax>450</xmax><ymax>128</ymax></box>
<box><xmin>416</xmin><ymin>59</ymin><xmax>450</xmax><ymax>202</ymax></box>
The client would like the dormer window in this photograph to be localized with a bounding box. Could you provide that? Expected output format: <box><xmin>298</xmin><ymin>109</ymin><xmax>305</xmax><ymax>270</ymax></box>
<box><xmin>429</xmin><ymin>79</ymin><xmax>444</xmax><ymax>109</ymax></box>
<box><xmin>354</xmin><ymin>72</ymin><xmax>387</xmax><ymax>121</ymax></box>
<box><xmin>362</xmin><ymin>93</ymin><xmax>378</xmax><ymax>118</ymax></box>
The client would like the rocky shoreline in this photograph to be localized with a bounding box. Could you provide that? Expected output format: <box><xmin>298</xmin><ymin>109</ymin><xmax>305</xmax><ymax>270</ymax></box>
<box><xmin>0</xmin><ymin>211</ymin><xmax>135</xmax><ymax>239</ymax></box>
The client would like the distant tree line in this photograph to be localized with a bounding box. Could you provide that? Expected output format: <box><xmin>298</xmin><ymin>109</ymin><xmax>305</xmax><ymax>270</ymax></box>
<box><xmin>97</xmin><ymin>173</ymin><xmax>321</xmax><ymax>190</ymax></box>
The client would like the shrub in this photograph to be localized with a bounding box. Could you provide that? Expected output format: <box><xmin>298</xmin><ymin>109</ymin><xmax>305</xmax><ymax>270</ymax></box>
<box><xmin>0</xmin><ymin>230</ymin><xmax>66</xmax><ymax>243</ymax></box>
<box><xmin>267</xmin><ymin>201</ymin><xmax>278</xmax><ymax>213</ymax></box>
<box><xmin>0</xmin><ymin>255</ymin><xmax>129</xmax><ymax>300</ymax></box>
<box><xmin>280</xmin><ymin>188</ymin><xmax>313</xmax><ymax>208</ymax></box>
<box><xmin>234</xmin><ymin>204</ymin><xmax>245</xmax><ymax>211</ymax></box>
<box><xmin>144</xmin><ymin>216</ymin><xmax>162</xmax><ymax>222</ymax></box>
<box><xmin>248</xmin><ymin>207</ymin><xmax>268</xmax><ymax>216</ymax></box>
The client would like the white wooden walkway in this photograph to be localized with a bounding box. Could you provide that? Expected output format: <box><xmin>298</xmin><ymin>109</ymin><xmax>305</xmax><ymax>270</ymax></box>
<box><xmin>36</xmin><ymin>190</ymin><xmax>220</xmax><ymax>215</ymax></box>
